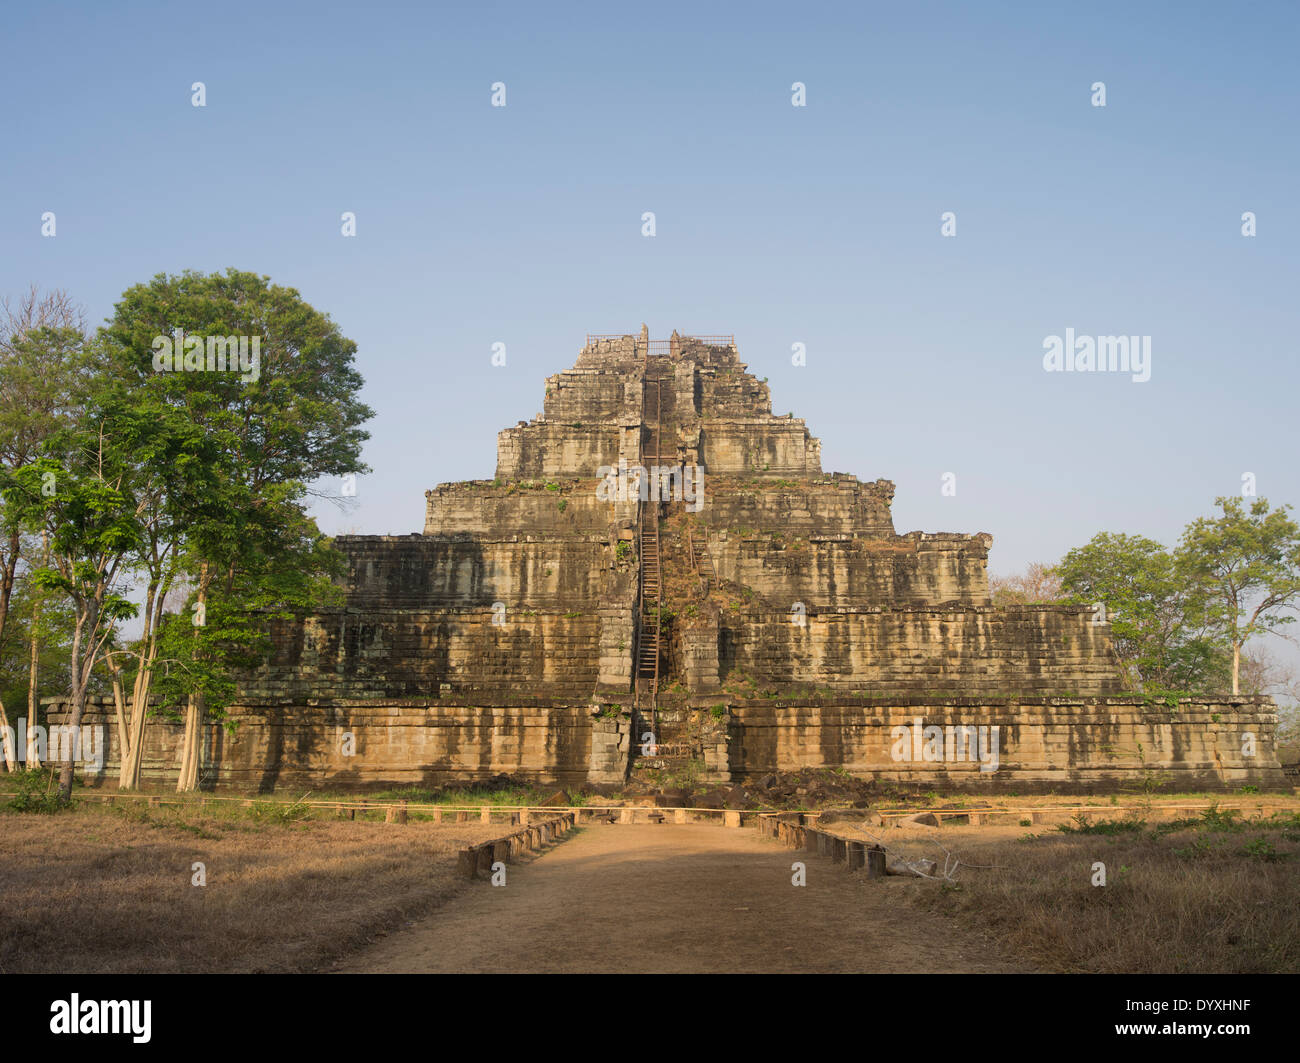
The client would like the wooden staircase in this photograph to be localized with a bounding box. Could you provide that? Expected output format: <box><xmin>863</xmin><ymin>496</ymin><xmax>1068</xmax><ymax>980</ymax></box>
<box><xmin>634</xmin><ymin>370</ymin><xmax>665</xmax><ymax>747</ymax></box>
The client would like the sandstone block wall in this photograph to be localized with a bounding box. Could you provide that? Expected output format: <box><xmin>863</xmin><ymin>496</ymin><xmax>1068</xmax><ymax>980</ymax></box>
<box><xmin>338</xmin><ymin>534</ymin><xmax>609</xmax><ymax>607</ymax></box>
<box><xmin>55</xmin><ymin>698</ymin><xmax>597</xmax><ymax>791</ymax></box>
<box><xmin>719</xmin><ymin>606</ymin><xmax>1124</xmax><ymax>697</ymax></box>
<box><xmin>698</xmin><ymin>420</ymin><xmax>822</xmax><ymax>476</ymax></box>
<box><xmin>496</xmin><ymin>423</ymin><xmax>621</xmax><ymax>482</ymax></box>
<box><xmin>725</xmin><ymin>696</ymin><xmax>1287</xmax><ymax>792</ymax></box>
<box><xmin>705</xmin><ymin>478</ymin><xmax>897</xmax><ymax>539</ymax></box>
<box><xmin>714</xmin><ymin>534</ymin><xmax>991</xmax><ymax>607</ymax></box>
<box><xmin>246</xmin><ymin>608</ymin><xmax>602</xmax><ymax>701</ymax></box>
<box><xmin>424</xmin><ymin>481</ymin><xmax>612</xmax><ymax>537</ymax></box>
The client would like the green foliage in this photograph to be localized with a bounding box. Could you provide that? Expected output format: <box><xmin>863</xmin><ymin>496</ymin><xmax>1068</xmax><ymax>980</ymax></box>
<box><xmin>1057</xmin><ymin>814</ymin><xmax>1147</xmax><ymax>835</ymax></box>
<box><xmin>1057</xmin><ymin>532</ymin><xmax>1227</xmax><ymax>692</ymax></box>
<box><xmin>1179</xmin><ymin>496</ymin><xmax>1300</xmax><ymax>692</ymax></box>
<box><xmin>6</xmin><ymin>769</ymin><xmax>67</xmax><ymax>813</ymax></box>
<box><xmin>249</xmin><ymin>798</ymin><xmax>312</xmax><ymax>823</ymax></box>
<box><xmin>152</xmin><ymin>512</ymin><xmax>344</xmax><ymax>722</ymax></box>
<box><xmin>1241</xmin><ymin>838</ymin><xmax>1281</xmax><ymax>862</ymax></box>
<box><xmin>93</xmin><ymin>269</ymin><xmax>372</xmax><ymax>787</ymax></box>
<box><xmin>615</xmin><ymin>541</ymin><xmax>631</xmax><ymax>562</ymax></box>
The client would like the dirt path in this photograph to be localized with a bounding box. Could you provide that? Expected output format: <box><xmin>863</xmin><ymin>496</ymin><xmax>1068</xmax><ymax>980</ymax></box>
<box><xmin>341</xmin><ymin>823</ymin><xmax>1031</xmax><ymax>973</ymax></box>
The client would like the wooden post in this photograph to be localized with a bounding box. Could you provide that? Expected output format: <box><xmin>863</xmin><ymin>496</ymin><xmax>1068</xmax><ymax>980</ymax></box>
<box><xmin>866</xmin><ymin>845</ymin><xmax>887</xmax><ymax>879</ymax></box>
<box><xmin>847</xmin><ymin>842</ymin><xmax>866</xmax><ymax>871</ymax></box>
<box><xmin>481</xmin><ymin>807</ymin><xmax>492</xmax><ymax>824</ymax></box>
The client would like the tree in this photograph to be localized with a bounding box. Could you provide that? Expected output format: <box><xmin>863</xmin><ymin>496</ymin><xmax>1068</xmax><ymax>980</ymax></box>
<box><xmin>101</xmin><ymin>268</ymin><xmax>372</xmax><ymax>790</ymax></box>
<box><xmin>0</xmin><ymin>289</ymin><xmax>88</xmax><ymax>769</ymax></box>
<box><xmin>152</xmin><ymin>500</ymin><xmax>344</xmax><ymax>787</ymax></box>
<box><xmin>989</xmin><ymin>562</ymin><xmax>1062</xmax><ymax>606</ymax></box>
<box><xmin>1179</xmin><ymin>497</ymin><xmax>1300</xmax><ymax>695</ymax></box>
<box><xmin>0</xmin><ymin>543</ymin><xmax>76</xmax><ymax>768</ymax></box>
<box><xmin>93</xmin><ymin>388</ymin><xmax>213</xmax><ymax>789</ymax></box>
<box><xmin>2</xmin><ymin>436</ymin><xmax>142</xmax><ymax>802</ymax></box>
<box><xmin>1055</xmin><ymin>532</ymin><xmax>1226</xmax><ymax>693</ymax></box>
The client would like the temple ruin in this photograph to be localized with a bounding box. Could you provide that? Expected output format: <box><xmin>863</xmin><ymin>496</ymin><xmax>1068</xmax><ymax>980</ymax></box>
<box><xmin>68</xmin><ymin>330</ymin><xmax>1287</xmax><ymax>791</ymax></box>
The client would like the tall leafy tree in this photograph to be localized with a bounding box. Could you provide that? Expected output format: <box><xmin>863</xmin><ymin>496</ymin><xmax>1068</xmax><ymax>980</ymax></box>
<box><xmin>2</xmin><ymin>431</ymin><xmax>143</xmax><ymax>801</ymax></box>
<box><xmin>102</xmin><ymin>268</ymin><xmax>372</xmax><ymax>790</ymax></box>
<box><xmin>1179</xmin><ymin>497</ymin><xmax>1300</xmax><ymax>695</ymax></box>
<box><xmin>0</xmin><ymin>289</ymin><xmax>90</xmax><ymax>769</ymax></box>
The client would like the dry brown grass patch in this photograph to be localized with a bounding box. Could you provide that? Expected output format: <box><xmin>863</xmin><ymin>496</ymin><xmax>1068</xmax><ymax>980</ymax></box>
<box><xmin>0</xmin><ymin>804</ymin><xmax>500</xmax><ymax>973</ymax></box>
<box><xmin>879</xmin><ymin>813</ymin><xmax>1300</xmax><ymax>973</ymax></box>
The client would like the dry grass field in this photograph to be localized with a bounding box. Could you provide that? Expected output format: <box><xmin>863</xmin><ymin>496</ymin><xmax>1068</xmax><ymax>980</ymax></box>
<box><xmin>3</xmin><ymin>786</ymin><xmax>1297</xmax><ymax>974</ymax></box>
<box><xmin>823</xmin><ymin>807</ymin><xmax>1300</xmax><ymax>974</ymax></box>
<box><xmin>0</xmin><ymin>801</ymin><xmax>499</xmax><ymax>974</ymax></box>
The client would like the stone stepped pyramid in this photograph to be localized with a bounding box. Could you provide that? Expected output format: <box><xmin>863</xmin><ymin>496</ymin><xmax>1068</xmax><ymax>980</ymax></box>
<box><xmin>67</xmin><ymin>327</ymin><xmax>1284</xmax><ymax>793</ymax></box>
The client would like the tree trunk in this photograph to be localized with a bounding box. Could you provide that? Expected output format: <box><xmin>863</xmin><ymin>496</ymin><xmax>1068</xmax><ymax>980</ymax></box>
<box><xmin>25</xmin><ymin>612</ymin><xmax>41</xmax><ymax>769</ymax></box>
<box><xmin>58</xmin><ymin>610</ymin><xmax>92</xmax><ymax>805</ymax></box>
<box><xmin>176</xmin><ymin>691</ymin><xmax>204</xmax><ymax>792</ymax></box>
<box><xmin>58</xmin><ymin>689</ymin><xmax>85</xmax><ymax>803</ymax></box>
<box><xmin>118</xmin><ymin>680</ymin><xmax>148</xmax><ymax>790</ymax></box>
<box><xmin>176</xmin><ymin>563</ymin><xmax>211</xmax><ymax>793</ymax></box>
<box><xmin>0</xmin><ymin>697</ymin><xmax>16</xmax><ymax>772</ymax></box>
<box><xmin>1232</xmin><ymin>639</ymin><xmax>1241</xmax><ymax>695</ymax></box>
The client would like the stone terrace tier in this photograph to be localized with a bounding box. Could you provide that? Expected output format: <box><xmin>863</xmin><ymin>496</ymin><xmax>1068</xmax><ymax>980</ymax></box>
<box><xmin>495</xmin><ymin>333</ymin><xmax>822</xmax><ymax>481</ymax></box>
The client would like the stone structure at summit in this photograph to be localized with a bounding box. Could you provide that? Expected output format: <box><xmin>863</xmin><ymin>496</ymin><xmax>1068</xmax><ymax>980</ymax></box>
<box><xmin>69</xmin><ymin>329</ymin><xmax>1286</xmax><ymax>791</ymax></box>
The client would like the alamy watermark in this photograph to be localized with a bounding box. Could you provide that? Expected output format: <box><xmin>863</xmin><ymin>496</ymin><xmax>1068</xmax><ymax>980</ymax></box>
<box><xmin>1</xmin><ymin>718</ymin><xmax>105</xmax><ymax>772</ymax></box>
<box><xmin>890</xmin><ymin>718</ymin><xmax>1000</xmax><ymax>773</ymax></box>
<box><xmin>596</xmin><ymin>460</ymin><xmax>704</xmax><ymax>511</ymax></box>
<box><xmin>1042</xmin><ymin>329</ymin><xmax>1150</xmax><ymax>383</ymax></box>
<box><xmin>152</xmin><ymin>328</ymin><xmax>261</xmax><ymax>382</ymax></box>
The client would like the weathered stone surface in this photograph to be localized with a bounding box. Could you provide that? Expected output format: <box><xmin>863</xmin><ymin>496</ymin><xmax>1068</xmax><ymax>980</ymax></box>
<box><xmin>50</xmin><ymin>331</ymin><xmax>1287</xmax><ymax>792</ymax></box>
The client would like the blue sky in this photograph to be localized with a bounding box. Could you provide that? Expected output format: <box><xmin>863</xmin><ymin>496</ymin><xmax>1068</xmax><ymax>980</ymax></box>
<box><xmin>3</xmin><ymin>2</ymin><xmax>1297</xmax><ymax>611</ymax></box>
